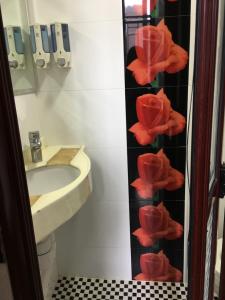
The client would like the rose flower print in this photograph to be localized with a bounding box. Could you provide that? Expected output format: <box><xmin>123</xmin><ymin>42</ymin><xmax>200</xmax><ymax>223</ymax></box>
<box><xmin>127</xmin><ymin>20</ymin><xmax>188</xmax><ymax>85</ymax></box>
<box><xmin>129</xmin><ymin>89</ymin><xmax>186</xmax><ymax>145</ymax></box>
<box><xmin>134</xmin><ymin>251</ymin><xmax>182</xmax><ymax>282</ymax></box>
<box><xmin>133</xmin><ymin>203</ymin><xmax>183</xmax><ymax>247</ymax></box>
<box><xmin>131</xmin><ymin>149</ymin><xmax>184</xmax><ymax>199</ymax></box>
<box><xmin>133</xmin><ymin>0</ymin><xmax>177</xmax><ymax>15</ymax></box>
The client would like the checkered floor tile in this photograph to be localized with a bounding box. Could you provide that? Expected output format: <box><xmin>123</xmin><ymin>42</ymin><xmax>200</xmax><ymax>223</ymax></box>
<box><xmin>52</xmin><ymin>276</ymin><xmax>187</xmax><ymax>300</ymax></box>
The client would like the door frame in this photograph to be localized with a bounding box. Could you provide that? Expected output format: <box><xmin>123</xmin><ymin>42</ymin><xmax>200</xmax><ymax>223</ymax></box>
<box><xmin>189</xmin><ymin>1</ymin><xmax>225</xmax><ymax>300</ymax></box>
<box><xmin>0</xmin><ymin>8</ymin><xmax>44</xmax><ymax>300</ymax></box>
<box><xmin>219</xmin><ymin>218</ymin><xmax>225</xmax><ymax>298</ymax></box>
<box><xmin>218</xmin><ymin>8</ymin><xmax>225</xmax><ymax>298</ymax></box>
<box><xmin>0</xmin><ymin>1</ymin><xmax>224</xmax><ymax>300</ymax></box>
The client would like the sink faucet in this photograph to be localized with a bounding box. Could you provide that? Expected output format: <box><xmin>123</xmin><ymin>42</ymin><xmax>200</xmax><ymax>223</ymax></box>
<box><xmin>29</xmin><ymin>131</ymin><xmax>42</xmax><ymax>163</ymax></box>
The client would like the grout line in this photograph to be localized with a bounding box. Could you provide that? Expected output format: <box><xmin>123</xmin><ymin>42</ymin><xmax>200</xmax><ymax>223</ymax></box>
<box><xmin>37</xmin><ymin>87</ymin><xmax>125</xmax><ymax>93</ymax></box>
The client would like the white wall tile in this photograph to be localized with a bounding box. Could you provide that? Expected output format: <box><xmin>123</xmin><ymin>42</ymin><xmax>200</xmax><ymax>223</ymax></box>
<box><xmin>37</xmin><ymin>21</ymin><xmax>124</xmax><ymax>92</ymax></box>
<box><xmin>17</xmin><ymin>0</ymin><xmax>131</xmax><ymax>281</ymax></box>
<box><xmin>86</xmin><ymin>147</ymin><xmax>129</xmax><ymax>203</ymax></box>
<box><xmin>29</xmin><ymin>0</ymin><xmax>122</xmax><ymax>24</ymax></box>
<box><xmin>56</xmin><ymin>245</ymin><xmax>131</xmax><ymax>280</ymax></box>
<box><xmin>38</xmin><ymin>235</ymin><xmax>58</xmax><ymax>300</ymax></box>
<box><xmin>0</xmin><ymin>264</ymin><xmax>13</xmax><ymax>300</ymax></box>
<box><xmin>15</xmin><ymin>94</ymin><xmax>41</xmax><ymax>148</ymax></box>
<box><xmin>56</xmin><ymin>199</ymin><xmax>130</xmax><ymax>249</ymax></box>
<box><xmin>37</xmin><ymin>89</ymin><xmax>127</xmax><ymax>149</ymax></box>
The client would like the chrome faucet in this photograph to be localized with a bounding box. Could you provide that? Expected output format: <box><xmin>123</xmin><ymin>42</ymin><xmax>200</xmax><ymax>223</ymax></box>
<box><xmin>29</xmin><ymin>131</ymin><xmax>42</xmax><ymax>163</ymax></box>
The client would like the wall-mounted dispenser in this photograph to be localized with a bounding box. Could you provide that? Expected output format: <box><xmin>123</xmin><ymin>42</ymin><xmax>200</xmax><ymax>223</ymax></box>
<box><xmin>50</xmin><ymin>23</ymin><xmax>71</xmax><ymax>68</ymax></box>
<box><xmin>30</xmin><ymin>24</ymin><xmax>51</xmax><ymax>68</ymax></box>
<box><xmin>4</xmin><ymin>26</ymin><xmax>25</xmax><ymax>70</ymax></box>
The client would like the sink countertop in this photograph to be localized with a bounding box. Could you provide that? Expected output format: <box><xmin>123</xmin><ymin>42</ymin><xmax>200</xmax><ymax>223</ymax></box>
<box><xmin>25</xmin><ymin>145</ymin><xmax>92</xmax><ymax>244</ymax></box>
<box><xmin>25</xmin><ymin>146</ymin><xmax>82</xmax><ymax>207</ymax></box>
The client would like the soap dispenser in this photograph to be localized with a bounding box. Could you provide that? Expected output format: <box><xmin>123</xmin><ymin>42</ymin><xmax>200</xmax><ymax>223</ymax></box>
<box><xmin>50</xmin><ymin>23</ymin><xmax>71</xmax><ymax>68</ymax></box>
<box><xmin>30</xmin><ymin>24</ymin><xmax>51</xmax><ymax>68</ymax></box>
<box><xmin>4</xmin><ymin>26</ymin><xmax>25</xmax><ymax>70</ymax></box>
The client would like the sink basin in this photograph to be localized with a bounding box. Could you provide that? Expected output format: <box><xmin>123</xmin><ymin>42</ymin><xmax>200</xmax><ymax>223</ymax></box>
<box><xmin>26</xmin><ymin>146</ymin><xmax>92</xmax><ymax>244</ymax></box>
<box><xmin>26</xmin><ymin>165</ymin><xmax>80</xmax><ymax>195</ymax></box>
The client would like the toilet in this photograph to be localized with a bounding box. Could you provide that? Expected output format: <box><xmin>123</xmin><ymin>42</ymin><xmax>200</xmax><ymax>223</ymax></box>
<box><xmin>214</xmin><ymin>238</ymin><xmax>223</xmax><ymax>297</ymax></box>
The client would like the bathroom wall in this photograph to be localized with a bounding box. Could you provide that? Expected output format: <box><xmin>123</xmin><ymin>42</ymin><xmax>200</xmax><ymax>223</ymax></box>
<box><xmin>0</xmin><ymin>228</ymin><xmax>13</xmax><ymax>300</ymax></box>
<box><xmin>123</xmin><ymin>1</ymin><xmax>191</xmax><ymax>282</ymax></box>
<box><xmin>21</xmin><ymin>0</ymin><xmax>132</xmax><ymax>279</ymax></box>
<box><xmin>0</xmin><ymin>264</ymin><xmax>13</xmax><ymax>300</ymax></box>
<box><xmin>1</xmin><ymin>0</ymin><xmax>36</xmax><ymax>94</ymax></box>
<box><xmin>13</xmin><ymin>0</ymin><xmax>196</xmax><ymax>282</ymax></box>
<box><xmin>217</xmin><ymin>0</ymin><xmax>225</xmax><ymax>240</ymax></box>
<box><xmin>15</xmin><ymin>94</ymin><xmax>41</xmax><ymax>146</ymax></box>
<box><xmin>218</xmin><ymin>124</ymin><xmax>225</xmax><ymax>239</ymax></box>
<box><xmin>9</xmin><ymin>0</ymin><xmax>225</xmax><ymax>292</ymax></box>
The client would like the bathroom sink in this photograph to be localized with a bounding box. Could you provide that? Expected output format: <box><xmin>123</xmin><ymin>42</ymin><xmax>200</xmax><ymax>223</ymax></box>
<box><xmin>26</xmin><ymin>145</ymin><xmax>92</xmax><ymax>244</ymax></box>
<box><xmin>26</xmin><ymin>165</ymin><xmax>80</xmax><ymax>195</ymax></box>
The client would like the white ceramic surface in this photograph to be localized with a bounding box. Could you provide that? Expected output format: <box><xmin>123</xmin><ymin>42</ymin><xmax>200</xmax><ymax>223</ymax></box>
<box><xmin>36</xmin><ymin>89</ymin><xmax>127</xmax><ymax>149</ymax></box>
<box><xmin>17</xmin><ymin>0</ymin><xmax>131</xmax><ymax>280</ymax></box>
<box><xmin>215</xmin><ymin>238</ymin><xmax>223</xmax><ymax>296</ymax></box>
<box><xmin>37</xmin><ymin>234</ymin><xmax>58</xmax><ymax>300</ymax></box>
<box><xmin>56</xmin><ymin>198</ymin><xmax>130</xmax><ymax>249</ymax></box>
<box><xmin>26</xmin><ymin>165</ymin><xmax>80</xmax><ymax>195</ymax></box>
<box><xmin>56</xmin><ymin>244</ymin><xmax>132</xmax><ymax>280</ymax></box>
<box><xmin>0</xmin><ymin>264</ymin><xmax>13</xmax><ymax>300</ymax></box>
<box><xmin>28</xmin><ymin>0</ymin><xmax>122</xmax><ymax>23</ymax></box>
<box><xmin>15</xmin><ymin>94</ymin><xmax>41</xmax><ymax>147</ymax></box>
<box><xmin>36</xmin><ymin>21</ymin><xmax>124</xmax><ymax>92</ymax></box>
<box><xmin>27</xmin><ymin>146</ymin><xmax>92</xmax><ymax>244</ymax></box>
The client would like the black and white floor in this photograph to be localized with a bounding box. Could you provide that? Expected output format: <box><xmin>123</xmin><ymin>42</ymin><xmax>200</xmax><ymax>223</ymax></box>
<box><xmin>52</xmin><ymin>276</ymin><xmax>187</xmax><ymax>300</ymax></box>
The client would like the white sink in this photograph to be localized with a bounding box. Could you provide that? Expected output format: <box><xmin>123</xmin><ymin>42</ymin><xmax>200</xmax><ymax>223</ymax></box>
<box><xmin>26</xmin><ymin>165</ymin><xmax>80</xmax><ymax>195</ymax></box>
<box><xmin>26</xmin><ymin>145</ymin><xmax>92</xmax><ymax>244</ymax></box>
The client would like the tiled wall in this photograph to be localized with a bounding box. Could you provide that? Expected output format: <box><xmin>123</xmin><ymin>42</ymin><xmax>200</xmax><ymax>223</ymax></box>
<box><xmin>122</xmin><ymin>0</ymin><xmax>191</xmax><ymax>281</ymax></box>
<box><xmin>214</xmin><ymin>0</ymin><xmax>225</xmax><ymax>240</ymax></box>
<box><xmin>0</xmin><ymin>0</ymin><xmax>36</xmax><ymax>93</ymax></box>
<box><xmin>19</xmin><ymin>0</ymin><xmax>132</xmax><ymax>280</ymax></box>
<box><xmin>13</xmin><ymin>0</ymin><xmax>196</xmax><ymax>282</ymax></box>
<box><xmin>0</xmin><ymin>228</ymin><xmax>13</xmax><ymax>300</ymax></box>
<box><xmin>15</xmin><ymin>94</ymin><xmax>41</xmax><ymax>146</ymax></box>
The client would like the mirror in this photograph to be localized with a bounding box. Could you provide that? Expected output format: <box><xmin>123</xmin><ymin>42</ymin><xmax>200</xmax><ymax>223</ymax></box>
<box><xmin>0</xmin><ymin>0</ymin><xmax>36</xmax><ymax>95</ymax></box>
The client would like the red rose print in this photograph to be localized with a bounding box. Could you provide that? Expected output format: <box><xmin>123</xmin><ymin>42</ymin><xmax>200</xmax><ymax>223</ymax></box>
<box><xmin>134</xmin><ymin>251</ymin><xmax>182</xmax><ymax>282</ymax></box>
<box><xmin>133</xmin><ymin>203</ymin><xmax>183</xmax><ymax>247</ymax></box>
<box><xmin>127</xmin><ymin>20</ymin><xmax>188</xmax><ymax>85</ymax></box>
<box><xmin>134</xmin><ymin>0</ymin><xmax>177</xmax><ymax>15</ymax></box>
<box><xmin>131</xmin><ymin>149</ymin><xmax>184</xmax><ymax>199</ymax></box>
<box><xmin>129</xmin><ymin>89</ymin><xmax>186</xmax><ymax>145</ymax></box>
